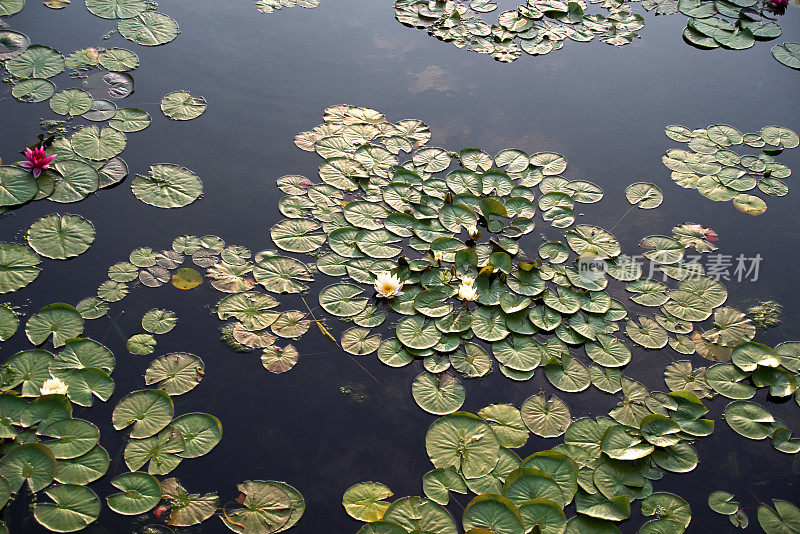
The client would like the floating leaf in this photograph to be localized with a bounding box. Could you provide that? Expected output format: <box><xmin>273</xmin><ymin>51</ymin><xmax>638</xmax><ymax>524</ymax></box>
<box><xmin>25</xmin><ymin>303</ymin><xmax>84</xmax><ymax>347</ymax></box>
<box><xmin>0</xmin><ymin>166</ymin><xmax>38</xmax><ymax>207</ymax></box>
<box><xmin>425</xmin><ymin>412</ymin><xmax>500</xmax><ymax>479</ymax></box>
<box><xmin>412</xmin><ymin>372</ymin><xmax>465</xmax><ymax>415</ymax></box>
<box><xmin>261</xmin><ymin>344</ymin><xmax>299</xmax><ymax>373</ymax></box>
<box><xmin>5</xmin><ymin>45</ymin><xmax>64</xmax><ymax>78</ymax></box>
<box><xmin>0</xmin><ymin>242</ymin><xmax>40</xmax><ymax>293</ymax></box>
<box><xmin>724</xmin><ymin>400</ymin><xmax>774</xmax><ymax>440</ymax></box>
<box><xmin>161</xmin><ymin>91</ymin><xmax>207</xmax><ymax>120</ymax></box>
<box><xmin>222</xmin><ymin>480</ymin><xmax>293</xmax><ymax>533</ymax></box>
<box><xmin>26</xmin><ymin>214</ymin><xmax>95</xmax><ymax>260</ymax></box>
<box><xmin>625</xmin><ymin>182</ymin><xmax>663</xmax><ymax>209</ymax></box>
<box><xmin>106</xmin><ymin>472</ymin><xmax>161</xmax><ymax>516</ymax></box>
<box><xmin>0</xmin><ymin>443</ymin><xmax>56</xmax><ymax>493</ymax></box>
<box><xmin>521</xmin><ymin>393</ymin><xmax>571</xmax><ymax>438</ymax></box>
<box><xmin>112</xmin><ymin>389</ymin><xmax>174</xmax><ymax>438</ymax></box>
<box><xmin>127</xmin><ymin>333</ymin><xmax>156</xmax><ymax>355</ymax></box>
<box><xmin>145</xmin><ymin>353</ymin><xmax>204</xmax><ymax>395</ymax></box>
<box><xmin>142</xmin><ymin>308</ymin><xmax>178</xmax><ymax>334</ymax></box>
<box><xmin>118</xmin><ymin>12</ymin><xmax>180</xmax><ymax>46</ymax></box>
<box><xmin>132</xmin><ymin>164</ymin><xmax>203</xmax><ymax>208</ymax></box>
<box><xmin>342</xmin><ymin>482</ymin><xmax>393</xmax><ymax>522</ymax></box>
<box><xmin>161</xmin><ymin>477</ymin><xmax>219</xmax><ymax>526</ymax></box>
<box><xmin>33</xmin><ymin>484</ymin><xmax>100</xmax><ymax>533</ymax></box>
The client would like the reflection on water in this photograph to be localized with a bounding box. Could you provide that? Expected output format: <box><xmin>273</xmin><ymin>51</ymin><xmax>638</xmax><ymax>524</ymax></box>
<box><xmin>0</xmin><ymin>0</ymin><xmax>799</xmax><ymax>532</ymax></box>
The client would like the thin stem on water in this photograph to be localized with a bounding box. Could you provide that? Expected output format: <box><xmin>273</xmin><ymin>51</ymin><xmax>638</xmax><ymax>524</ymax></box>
<box><xmin>609</xmin><ymin>204</ymin><xmax>636</xmax><ymax>232</ymax></box>
<box><xmin>301</xmin><ymin>297</ymin><xmax>381</xmax><ymax>385</ymax></box>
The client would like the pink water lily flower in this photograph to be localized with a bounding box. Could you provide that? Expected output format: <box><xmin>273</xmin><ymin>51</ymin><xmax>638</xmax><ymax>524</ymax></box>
<box><xmin>704</xmin><ymin>228</ymin><xmax>719</xmax><ymax>242</ymax></box>
<box><xmin>20</xmin><ymin>146</ymin><xmax>56</xmax><ymax>178</ymax></box>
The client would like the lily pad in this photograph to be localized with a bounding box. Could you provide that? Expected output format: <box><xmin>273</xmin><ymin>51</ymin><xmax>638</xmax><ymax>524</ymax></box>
<box><xmin>118</xmin><ymin>12</ymin><xmax>180</xmax><ymax>46</ymax></box>
<box><xmin>132</xmin><ymin>164</ymin><xmax>203</xmax><ymax>208</ymax></box>
<box><xmin>161</xmin><ymin>91</ymin><xmax>207</xmax><ymax>120</ymax></box>
<box><xmin>33</xmin><ymin>484</ymin><xmax>100</xmax><ymax>533</ymax></box>
<box><xmin>106</xmin><ymin>472</ymin><xmax>161</xmax><ymax>516</ymax></box>
<box><xmin>25</xmin><ymin>303</ymin><xmax>84</xmax><ymax>347</ymax></box>
<box><xmin>0</xmin><ymin>242</ymin><xmax>40</xmax><ymax>293</ymax></box>
<box><xmin>521</xmin><ymin>393</ymin><xmax>571</xmax><ymax>438</ymax></box>
<box><xmin>26</xmin><ymin>214</ymin><xmax>95</xmax><ymax>260</ymax></box>
<box><xmin>412</xmin><ymin>372</ymin><xmax>465</xmax><ymax>415</ymax></box>
<box><xmin>144</xmin><ymin>353</ymin><xmax>204</xmax><ymax>395</ymax></box>
<box><xmin>112</xmin><ymin>388</ymin><xmax>174</xmax><ymax>438</ymax></box>
<box><xmin>342</xmin><ymin>482</ymin><xmax>393</xmax><ymax>522</ymax></box>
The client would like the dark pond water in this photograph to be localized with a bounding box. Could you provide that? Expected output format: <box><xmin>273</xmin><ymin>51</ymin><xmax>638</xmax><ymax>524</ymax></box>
<box><xmin>1</xmin><ymin>0</ymin><xmax>800</xmax><ymax>532</ymax></box>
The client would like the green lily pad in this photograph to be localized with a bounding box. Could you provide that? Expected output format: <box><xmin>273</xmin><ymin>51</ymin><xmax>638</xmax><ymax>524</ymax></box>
<box><xmin>71</xmin><ymin>126</ymin><xmax>126</xmax><ymax>161</ymax></box>
<box><xmin>462</xmin><ymin>494</ymin><xmax>524</xmax><ymax>534</ymax></box>
<box><xmin>0</xmin><ymin>242</ymin><xmax>40</xmax><ymax>293</ymax></box>
<box><xmin>12</xmin><ymin>78</ymin><xmax>55</xmax><ymax>102</ymax></box>
<box><xmin>758</xmin><ymin>500</ymin><xmax>800</xmax><ymax>534</ymax></box>
<box><xmin>521</xmin><ymin>393</ymin><xmax>571</xmax><ymax>438</ymax></box>
<box><xmin>0</xmin><ymin>443</ymin><xmax>56</xmax><ymax>493</ymax></box>
<box><xmin>97</xmin><ymin>48</ymin><xmax>139</xmax><ymax>72</ymax></box>
<box><xmin>161</xmin><ymin>477</ymin><xmax>219</xmax><ymax>527</ymax></box>
<box><xmin>132</xmin><ymin>164</ymin><xmax>203</xmax><ymax>208</ymax></box>
<box><xmin>112</xmin><ymin>388</ymin><xmax>174</xmax><ymax>438</ymax></box>
<box><xmin>109</xmin><ymin>107</ymin><xmax>151</xmax><ymax>132</ymax></box>
<box><xmin>709</xmin><ymin>491</ymin><xmax>739</xmax><ymax>515</ymax></box>
<box><xmin>412</xmin><ymin>372</ymin><xmax>465</xmax><ymax>415</ymax></box>
<box><xmin>397</xmin><ymin>315</ymin><xmax>442</xmax><ymax>350</ymax></box>
<box><xmin>118</xmin><ymin>12</ymin><xmax>180</xmax><ymax>46</ymax></box>
<box><xmin>5</xmin><ymin>45</ymin><xmax>64</xmax><ymax>78</ymax></box>
<box><xmin>342</xmin><ymin>481</ymin><xmax>393</xmax><ymax>522</ymax></box>
<box><xmin>171</xmin><ymin>412</ymin><xmax>222</xmax><ymax>458</ymax></box>
<box><xmin>25</xmin><ymin>303</ymin><xmax>84</xmax><ymax>347</ymax></box>
<box><xmin>33</xmin><ymin>484</ymin><xmax>100</xmax><ymax>533</ymax></box>
<box><xmin>106</xmin><ymin>472</ymin><xmax>161</xmax><ymax>515</ymax></box>
<box><xmin>426</xmin><ymin>411</ymin><xmax>500</xmax><ymax>479</ymax></box>
<box><xmin>0</xmin><ymin>166</ymin><xmax>38</xmax><ymax>207</ymax></box>
<box><xmin>161</xmin><ymin>91</ymin><xmax>207</xmax><ymax>120</ymax></box>
<box><xmin>54</xmin><ymin>445</ymin><xmax>109</xmax><ymax>485</ymax></box>
<box><xmin>222</xmin><ymin>480</ymin><xmax>293</xmax><ymax>533</ymax></box>
<box><xmin>724</xmin><ymin>400</ymin><xmax>774</xmax><ymax>440</ymax></box>
<box><xmin>49</xmin><ymin>89</ymin><xmax>93</xmax><ymax>116</ymax></box>
<box><xmin>625</xmin><ymin>182</ymin><xmax>663</xmax><ymax>209</ymax></box>
<box><xmin>382</xmin><ymin>496</ymin><xmax>458</xmax><ymax>534</ymax></box>
<box><xmin>127</xmin><ymin>333</ymin><xmax>156</xmax><ymax>355</ymax></box>
<box><xmin>145</xmin><ymin>353</ymin><xmax>204</xmax><ymax>395</ymax></box>
<box><xmin>26</xmin><ymin>214</ymin><xmax>95</xmax><ymax>260</ymax></box>
<box><xmin>85</xmin><ymin>0</ymin><xmax>147</xmax><ymax>18</ymax></box>
<box><xmin>38</xmin><ymin>418</ymin><xmax>100</xmax><ymax>459</ymax></box>
<box><xmin>141</xmin><ymin>308</ymin><xmax>178</xmax><ymax>334</ymax></box>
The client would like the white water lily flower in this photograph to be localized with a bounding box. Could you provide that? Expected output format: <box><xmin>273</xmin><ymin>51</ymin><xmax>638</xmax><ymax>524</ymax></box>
<box><xmin>374</xmin><ymin>271</ymin><xmax>403</xmax><ymax>298</ymax></box>
<box><xmin>433</xmin><ymin>250</ymin><xmax>443</xmax><ymax>261</ymax></box>
<box><xmin>461</xmin><ymin>275</ymin><xmax>475</xmax><ymax>288</ymax></box>
<box><xmin>40</xmin><ymin>376</ymin><xmax>68</xmax><ymax>396</ymax></box>
<box><xmin>466</xmin><ymin>223</ymin><xmax>479</xmax><ymax>238</ymax></box>
<box><xmin>458</xmin><ymin>282</ymin><xmax>479</xmax><ymax>302</ymax></box>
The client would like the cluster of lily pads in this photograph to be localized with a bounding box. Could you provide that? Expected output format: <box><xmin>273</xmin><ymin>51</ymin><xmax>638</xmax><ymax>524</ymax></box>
<box><xmin>394</xmin><ymin>0</ymin><xmax>799</xmax><ymax>68</ymax></box>
<box><xmin>709</xmin><ymin>490</ymin><xmax>800</xmax><ymax>531</ymax></box>
<box><xmin>269</xmin><ymin>107</ymin><xmax>765</xmax><ymax>402</ymax></box>
<box><xmin>344</xmin><ymin>337</ymin><xmax>800</xmax><ymax>533</ymax></box>
<box><xmin>0</xmin><ymin>293</ymin><xmax>306</xmax><ymax>531</ymax></box>
<box><xmin>0</xmin><ymin>2</ymin><xmax>205</xmax><ymax>211</ymax></box>
<box><xmin>73</xmin><ymin>233</ymin><xmax>317</xmax><ymax>375</ymax></box>
<box><xmin>0</xmin><ymin>214</ymin><xmax>93</xmax><ymax>298</ymax></box>
<box><xmin>255</xmin><ymin>0</ymin><xmax>320</xmax><ymax>14</ymax></box>
<box><xmin>677</xmin><ymin>0</ymin><xmax>783</xmax><ymax>50</ymax></box>
<box><xmin>663</xmin><ymin>124</ymin><xmax>797</xmax><ymax>216</ymax></box>
<box><xmin>394</xmin><ymin>0</ymin><xmax>646</xmax><ymax>62</ymax></box>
